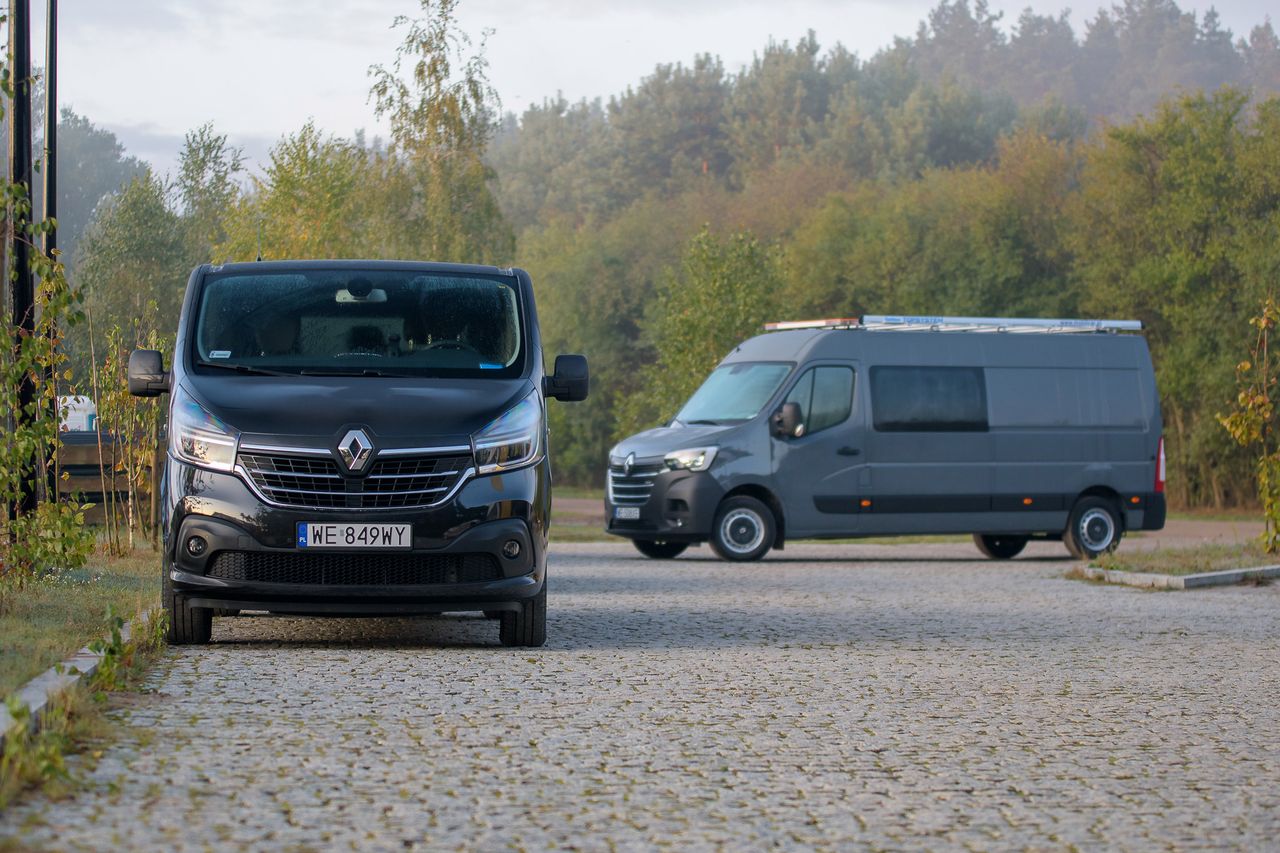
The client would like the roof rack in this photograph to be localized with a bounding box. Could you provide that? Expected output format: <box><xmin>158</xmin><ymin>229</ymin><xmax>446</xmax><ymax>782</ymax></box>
<box><xmin>764</xmin><ymin>315</ymin><xmax>1143</xmax><ymax>334</ymax></box>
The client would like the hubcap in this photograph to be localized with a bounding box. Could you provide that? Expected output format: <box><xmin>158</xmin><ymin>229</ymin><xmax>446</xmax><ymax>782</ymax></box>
<box><xmin>1079</xmin><ymin>508</ymin><xmax>1115</xmax><ymax>552</ymax></box>
<box><xmin>720</xmin><ymin>508</ymin><xmax>765</xmax><ymax>554</ymax></box>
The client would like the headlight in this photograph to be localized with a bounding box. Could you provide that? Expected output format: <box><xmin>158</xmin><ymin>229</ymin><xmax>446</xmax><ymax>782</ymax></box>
<box><xmin>664</xmin><ymin>446</ymin><xmax>717</xmax><ymax>471</ymax></box>
<box><xmin>170</xmin><ymin>385</ymin><xmax>239</xmax><ymax>472</ymax></box>
<box><xmin>473</xmin><ymin>390</ymin><xmax>544</xmax><ymax>475</ymax></box>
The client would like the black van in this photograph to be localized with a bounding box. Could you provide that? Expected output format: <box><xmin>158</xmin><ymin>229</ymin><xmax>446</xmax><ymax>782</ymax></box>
<box><xmin>606</xmin><ymin>315</ymin><xmax>1165</xmax><ymax>562</ymax></box>
<box><xmin>129</xmin><ymin>260</ymin><xmax>587</xmax><ymax>647</ymax></box>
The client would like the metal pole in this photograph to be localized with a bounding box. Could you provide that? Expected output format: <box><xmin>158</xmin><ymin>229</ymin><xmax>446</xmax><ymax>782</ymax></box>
<box><xmin>9</xmin><ymin>0</ymin><xmax>37</xmax><ymax>516</ymax></box>
<box><xmin>43</xmin><ymin>0</ymin><xmax>57</xmax><ymax>502</ymax></box>
<box><xmin>43</xmin><ymin>0</ymin><xmax>54</xmax><ymax>260</ymax></box>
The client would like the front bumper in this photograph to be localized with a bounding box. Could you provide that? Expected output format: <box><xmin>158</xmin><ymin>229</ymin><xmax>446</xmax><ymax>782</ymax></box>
<box><xmin>163</xmin><ymin>456</ymin><xmax>549</xmax><ymax>613</ymax></box>
<box><xmin>604</xmin><ymin>469</ymin><xmax>722</xmax><ymax>542</ymax></box>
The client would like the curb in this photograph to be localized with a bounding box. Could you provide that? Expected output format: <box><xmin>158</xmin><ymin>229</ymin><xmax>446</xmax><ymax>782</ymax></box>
<box><xmin>0</xmin><ymin>609</ymin><xmax>158</xmax><ymax>752</ymax></box>
<box><xmin>1083</xmin><ymin>564</ymin><xmax>1280</xmax><ymax>589</ymax></box>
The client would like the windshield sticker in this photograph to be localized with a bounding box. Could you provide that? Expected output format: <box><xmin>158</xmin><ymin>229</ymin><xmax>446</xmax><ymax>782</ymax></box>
<box><xmin>479</xmin><ymin>363</ymin><xmax>501</xmax><ymax>369</ymax></box>
<box><xmin>209</xmin><ymin>350</ymin><xmax>232</xmax><ymax>359</ymax></box>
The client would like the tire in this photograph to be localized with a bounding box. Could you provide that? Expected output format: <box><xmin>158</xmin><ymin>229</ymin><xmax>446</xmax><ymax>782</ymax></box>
<box><xmin>633</xmin><ymin>539</ymin><xmax>688</xmax><ymax>559</ymax></box>
<box><xmin>1064</xmin><ymin>497</ymin><xmax>1123</xmax><ymax>560</ymax></box>
<box><xmin>973</xmin><ymin>534</ymin><xmax>1029</xmax><ymax>560</ymax></box>
<box><xmin>163</xmin><ymin>561</ymin><xmax>212</xmax><ymax>645</ymax></box>
<box><xmin>499</xmin><ymin>581</ymin><xmax>547</xmax><ymax>647</ymax></box>
<box><xmin>709</xmin><ymin>496</ymin><xmax>776</xmax><ymax>562</ymax></box>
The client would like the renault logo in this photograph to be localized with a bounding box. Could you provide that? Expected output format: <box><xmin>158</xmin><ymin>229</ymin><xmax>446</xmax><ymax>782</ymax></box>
<box><xmin>623</xmin><ymin>452</ymin><xmax>636</xmax><ymax>476</ymax></box>
<box><xmin>337</xmin><ymin>429</ymin><xmax>374</xmax><ymax>473</ymax></box>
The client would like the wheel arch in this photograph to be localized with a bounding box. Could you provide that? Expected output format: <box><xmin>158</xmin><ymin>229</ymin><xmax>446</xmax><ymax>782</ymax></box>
<box><xmin>722</xmin><ymin>482</ymin><xmax>786</xmax><ymax>549</ymax></box>
<box><xmin>1075</xmin><ymin>486</ymin><xmax>1124</xmax><ymax>530</ymax></box>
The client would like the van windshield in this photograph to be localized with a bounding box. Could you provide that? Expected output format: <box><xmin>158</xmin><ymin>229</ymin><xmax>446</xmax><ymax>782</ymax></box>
<box><xmin>676</xmin><ymin>362</ymin><xmax>792</xmax><ymax>425</ymax></box>
<box><xmin>192</xmin><ymin>270</ymin><xmax>523</xmax><ymax>378</ymax></box>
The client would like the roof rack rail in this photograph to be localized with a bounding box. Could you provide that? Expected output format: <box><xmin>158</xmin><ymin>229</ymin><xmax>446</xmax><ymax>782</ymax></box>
<box><xmin>763</xmin><ymin>316</ymin><xmax>1143</xmax><ymax>334</ymax></box>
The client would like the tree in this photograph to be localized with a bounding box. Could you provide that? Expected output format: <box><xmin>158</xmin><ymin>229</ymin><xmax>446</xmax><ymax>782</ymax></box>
<box><xmin>619</xmin><ymin>229</ymin><xmax>785</xmax><ymax>434</ymax></box>
<box><xmin>369</xmin><ymin>0</ymin><xmax>512</xmax><ymax>263</ymax></box>
<box><xmin>1071</xmin><ymin>88</ymin><xmax>1278</xmax><ymax>507</ymax></box>
<box><xmin>177</xmin><ymin>122</ymin><xmax>245</xmax><ymax>260</ymax></box>
<box><xmin>40</xmin><ymin>109</ymin><xmax>146</xmax><ymax>270</ymax></box>
<box><xmin>76</xmin><ymin>170</ymin><xmax>189</xmax><ymax>363</ymax></box>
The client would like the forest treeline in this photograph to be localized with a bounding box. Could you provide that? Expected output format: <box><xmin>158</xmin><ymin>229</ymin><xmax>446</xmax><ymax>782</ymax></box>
<box><xmin>54</xmin><ymin>0</ymin><xmax>1280</xmax><ymax>508</ymax></box>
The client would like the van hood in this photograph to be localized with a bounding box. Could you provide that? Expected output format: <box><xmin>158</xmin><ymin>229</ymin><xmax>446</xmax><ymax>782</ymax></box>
<box><xmin>611</xmin><ymin>423</ymin><xmax>732</xmax><ymax>461</ymax></box>
<box><xmin>182</xmin><ymin>375</ymin><xmax>532</xmax><ymax>445</ymax></box>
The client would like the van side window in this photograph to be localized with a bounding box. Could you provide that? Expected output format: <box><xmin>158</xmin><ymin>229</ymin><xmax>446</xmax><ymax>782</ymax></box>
<box><xmin>871</xmin><ymin>366</ymin><xmax>987</xmax><ymax>432</ymax></box>
<box><xmin>785</xmin><ymin>366</ymin><xmax>855</xmax><ymax>435</ymax></box>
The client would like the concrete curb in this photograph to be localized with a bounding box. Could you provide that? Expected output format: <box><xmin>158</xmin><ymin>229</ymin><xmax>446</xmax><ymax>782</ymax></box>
<box><xmin>1083</xmin><ymin>564</ymin><xmax>1280</xmax><ymax>589</ymax></box>
<box><xmin>0</xmin><ymin>609</ymin><xmax>158</xmax><ymax>753</ymax></box>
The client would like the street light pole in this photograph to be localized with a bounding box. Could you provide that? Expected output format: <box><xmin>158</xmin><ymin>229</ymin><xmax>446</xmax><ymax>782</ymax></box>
<box><xmin>43</xmin><ymin>0</ymin><xmax>57</xmax><ymax>501</ymax></box>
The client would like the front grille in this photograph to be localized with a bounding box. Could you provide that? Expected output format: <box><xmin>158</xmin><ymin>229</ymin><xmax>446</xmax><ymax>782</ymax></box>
<box><xmin>608</xmin><ymin>461</ymin><xmax>664</xmax><ymax>506</ymax></box>
<box><xmin>238</xmin><ymin>451</ymin><xmax>471</xmax><ymax>510</ymax></box>
<box><xmin>207</xmin><ymin>551</ymin><xmax>503</xmax><ymax>586</ymax></box>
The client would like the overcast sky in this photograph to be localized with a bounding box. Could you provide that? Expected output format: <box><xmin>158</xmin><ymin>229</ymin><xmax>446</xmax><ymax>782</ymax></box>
<box><xmin>28</xmin><ymin>0</ymin><xmax>1277</xmax><ymax>176</ymax></box>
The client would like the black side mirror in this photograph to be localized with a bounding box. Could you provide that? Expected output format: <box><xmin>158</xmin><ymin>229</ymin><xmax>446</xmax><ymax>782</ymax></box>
<box><xmin>770</xmin><ymin>401</ymin><xmax>804</xmax><ymax>438</ymax></box>
<box><xmin>128</xmin><ymin>349</ymin><xmax>170</xmax><ymax>397</ymax></box>
<box><xmin>545</xmin><ymin>354</ymin><xmax>589</xmax><ymax>402</ymax></box>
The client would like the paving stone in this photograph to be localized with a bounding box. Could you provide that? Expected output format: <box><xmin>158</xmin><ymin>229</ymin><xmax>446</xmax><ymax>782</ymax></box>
<box><xmin>2</xmin><ymin>540</ymin><xmax>1278</xmax><ymax>850</ymax></box>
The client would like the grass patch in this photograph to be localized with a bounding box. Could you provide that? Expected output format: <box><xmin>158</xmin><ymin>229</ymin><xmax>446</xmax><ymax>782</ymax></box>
<box><xmin>1168</xmin><ymin>509</ymin><xmax>1263</xmax><ymax>523</ymax></box>
<box><xmin>0</xmin><ymin>548</ymin><xmax>161</xmax><ymax>700</ymax></box>
<box><xmin>1093</xmin><ymin>540</ymin><xmax>1274</xmax><ymax>576</ymax></box>
<box><xmin>1</xmin><ymin>609</ymin><xmax>167</xmax><ymax>809</ymax></box>
<box><xmin>549</xmin><ymin>523</ymin><xmax>612</xmax><ymax>543</ymax></box>
<box><xmin>554</xmin><ymin>486</ymin><xmax>605</xmax><ymax>502</ymax></box>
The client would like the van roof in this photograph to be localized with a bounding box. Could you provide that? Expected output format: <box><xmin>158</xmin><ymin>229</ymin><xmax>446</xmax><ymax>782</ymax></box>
<box><xmin>202</xmin><ymin>259</ymin><xmax>518</xmax><ymax>277</ymax></box>
<box><xmin>725</xmin><ymin>326</ymin><xmax>1151</xmax><ymax>370</ymax></box>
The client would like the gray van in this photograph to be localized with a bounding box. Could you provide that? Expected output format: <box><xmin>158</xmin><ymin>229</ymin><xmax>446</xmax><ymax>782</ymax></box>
<box><xmin>605</xmin><ymin>316</ymin><xmax>1165</xmax><ymax>561</ymax></box>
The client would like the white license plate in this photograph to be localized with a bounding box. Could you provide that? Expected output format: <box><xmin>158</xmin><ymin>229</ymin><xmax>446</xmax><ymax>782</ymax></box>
<box><xmin>614</xmin><ymin>506</ymin><xmax>641</xmax><ymax>520</ymax></box>
<box><xmin>297</xmin><ymin>523</ymin><xmax>412</xmax><ymax>549</ymax></box>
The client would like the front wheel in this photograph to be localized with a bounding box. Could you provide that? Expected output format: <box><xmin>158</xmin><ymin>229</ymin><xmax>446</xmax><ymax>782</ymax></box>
<box><xmin>973</xmin><ymin>534</ymin><xmax>1028</xmax><ymax>560</ymax></box>
<box><xmin>709</xmin><ymin>496</ymin><xmax>776</xmax><ymax>562</ymax></box>
<box><xmin>633</xmin><ymin>539</ymin><xmax>688</xmax><ymax>559</ymax></box>
<box><xmin>163</xmin><ymin>561</ymin><xmax>211</xmax><ymax>645</ymax></box>
<box><xmin>1064</xmin><ymin>497</ymin><xmax>1123</xmax><ymax>560</ymax></box>
<box><xmin>499</xmin><ymin>582</ymin><xmax>547</xmax><ymax>647</ymax></box>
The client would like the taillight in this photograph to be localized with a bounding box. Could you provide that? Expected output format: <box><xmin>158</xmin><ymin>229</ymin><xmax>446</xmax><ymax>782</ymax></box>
<box><xmin>1155</xmin><ymin>436</ymin><xmax>1166</xmax><ymax>494</ymax></box>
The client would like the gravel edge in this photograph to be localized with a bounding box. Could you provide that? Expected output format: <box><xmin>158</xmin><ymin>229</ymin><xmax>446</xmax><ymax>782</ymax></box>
<box><xmin>1083</xmin><ymin>564</ymin><xmax>1280</xmax><ymax>589</ymax></box>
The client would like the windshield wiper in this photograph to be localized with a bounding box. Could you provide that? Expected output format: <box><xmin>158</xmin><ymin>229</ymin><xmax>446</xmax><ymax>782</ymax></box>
<box><xmin>195</xmin><ymin>361</ymin><xmax>298</xmax><ymax>377</ymax></box>
<box><xmin>298</xmin><ymin>368</ymin><xmax>411</xmax><ymax>378</ymax></box>
<box><xmin>684</xmin><ymin>419</ymin><xmax>722</xmax><ymax>426</ymax></box>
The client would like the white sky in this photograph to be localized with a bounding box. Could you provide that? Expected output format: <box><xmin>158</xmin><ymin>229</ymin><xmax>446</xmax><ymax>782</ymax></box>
<box><xmin>29</xmin><ymin>0</ymin><xmax>1277</xmax><ymax>176</ymax></box>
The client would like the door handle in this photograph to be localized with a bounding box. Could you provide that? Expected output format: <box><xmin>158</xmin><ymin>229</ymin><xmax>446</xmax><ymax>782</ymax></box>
<box><xmin>837</xmin><ymin>446</ymin><xmax>861</xmax><ymax>456</ymax></box>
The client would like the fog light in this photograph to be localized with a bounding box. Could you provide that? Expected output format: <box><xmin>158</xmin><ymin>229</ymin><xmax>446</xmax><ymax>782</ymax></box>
<box><xmin>186</xmin><ymin>535</ymin><xmax>208</xmax><ymax>557</ymax></box>
<box><xmin>502</xmin><ymin>540</ymin><xmax>521</xmax><ymax>559</ymax></box>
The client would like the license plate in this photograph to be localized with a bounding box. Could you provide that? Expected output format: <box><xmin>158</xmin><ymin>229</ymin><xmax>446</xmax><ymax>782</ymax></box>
<box><xmin>614</xmin><ymin>506</ymin><xmax>641</xmax><ymax>520</ymax></box>
<box><xmin>296</xmin><ymin>522</ymin><xmax>412</xmax><ymax>549</ymax></box>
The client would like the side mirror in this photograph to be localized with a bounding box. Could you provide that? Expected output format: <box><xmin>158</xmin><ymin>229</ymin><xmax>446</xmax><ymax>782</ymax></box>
<box><xmin>544</xmin><ymin>354</ymin><xmax>589</xmax><ymax>402</ymax></box>
<box><xmin>770</xmin><ymin>402</ymin><xmax>804</xmax><ymax>438</ymax></box>
<box><xmin>128</xmin><ymin>349</ymin><xmax>170</xmax><ymax>397</ymax></box>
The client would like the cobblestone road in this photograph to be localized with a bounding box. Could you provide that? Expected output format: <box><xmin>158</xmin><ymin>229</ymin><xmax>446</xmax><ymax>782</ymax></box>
<box><xmin>3</xmin><ymin>540</ymin><xmax>1279</xmax><ymax>850</ymax></box>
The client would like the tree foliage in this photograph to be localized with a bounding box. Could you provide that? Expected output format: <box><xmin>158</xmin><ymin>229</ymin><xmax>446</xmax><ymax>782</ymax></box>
<box><xmin>62</xmin><ymin>0</ymin><xmax>1280</xmax><ymax>508</ymax></box>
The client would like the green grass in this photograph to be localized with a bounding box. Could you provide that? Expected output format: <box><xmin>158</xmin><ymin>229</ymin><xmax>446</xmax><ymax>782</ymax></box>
<box><xmin>0</xmin><ymin>549</ymin><xmax>161</xmax><ymax>700</ymax></box>
<box><xmin>1168</xmin><ymin>509</ymin><xmax>1263</xmax><ymax>523</ymax></box>
<box><xmin>1093</xmin><ymin>540</ymin><xmax>1275</xmax><ymax>576</ymax></box>
<box><xmin>553</xmin><ymin>486</ymin><xmax>605</xmax><ymax>502</ymax></box>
